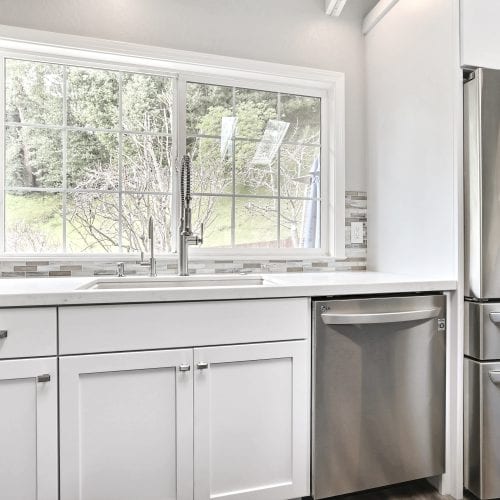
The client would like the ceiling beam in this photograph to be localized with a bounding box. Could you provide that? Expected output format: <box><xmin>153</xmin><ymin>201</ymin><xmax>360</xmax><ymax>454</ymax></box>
<box><xmin>325</xmin><ymin>0</ymin><xmax>348</xmax><ymax>16</ymax></box>
<box><xmin>362</xmin><ymin>0</ymin><xmax>400</xmax><ymax>34</ymax></box>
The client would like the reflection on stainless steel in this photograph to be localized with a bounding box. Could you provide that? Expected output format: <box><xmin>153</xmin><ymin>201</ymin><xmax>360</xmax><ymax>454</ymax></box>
<box><xmin>464</xmin><ymin>301</ymin><xmax>500</xmax><ymax>360</ymax></box>
<box><xmin>312</xmin><ymin>295</ymin><xmax>446</xmax><ymax>499</ymax></box>
<box><xmin>464</xmin><ymin>68</ymin><xmax>500</xmax><ymax>500</ymax></box>
<box><xmin>464</xmin><ymin>69</ymin><xmax>500</xmax><ymax>299</ymax></box>
<box><xmin>465</xmin><ymin>359</ymin><xmax>500</xmax><ymax>500</ymax></box>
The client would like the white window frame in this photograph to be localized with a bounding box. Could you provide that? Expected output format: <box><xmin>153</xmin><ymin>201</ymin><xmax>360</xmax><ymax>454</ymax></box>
<box><xmin>0</xmin><ymin>24</ymin><xmax>346</xmax><ymax>260</ymax></box>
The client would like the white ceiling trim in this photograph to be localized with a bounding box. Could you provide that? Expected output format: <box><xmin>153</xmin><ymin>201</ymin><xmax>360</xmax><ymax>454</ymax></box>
<box><xmin>362</xmin><ymin>0</ymin><xmax>400</xmax><ymax>34</ymax></box>
<box><xmin>325</xmin><ymin>0</ymin><xmax>348</xmax><ymax>16</ymax></box>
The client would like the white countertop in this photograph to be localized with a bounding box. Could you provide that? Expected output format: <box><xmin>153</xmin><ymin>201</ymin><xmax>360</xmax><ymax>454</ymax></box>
<box><xmin>0</xmin><ymin>272</ymin><xmax>457</xmax><ymax>307</ymax></box>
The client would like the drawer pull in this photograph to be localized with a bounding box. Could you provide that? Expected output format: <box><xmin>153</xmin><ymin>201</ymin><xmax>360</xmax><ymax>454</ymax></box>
<box><xmin>489</xmin><ymin>313</ymin><xmax>500</xmax><ymax>324</ymax></box>
<box><xmin>37</xmin><ymin>374</ymin><xmax>51</xmax><ymax>383</ymax></box>
<box><xmin>322</xmin><ymin>308</ymin><xmax>440</xmax><ymax>325</ymax></box>
<box><xmin>0</xmin><ymin>330</ymin><xmax>7</xmax><ymax>339</ymax></box>
<box><xmin>489</xmin><ymin>371</ymin><xmax>500</xmax><ymax>384</ymax></box>
<box><xmin>196</xmin><ymin>362</ymin><xmax>209</xmax><ymax>370</ymax></box>
<box><xmin>178</xmin><ymin>364</ymin><xmax>191</xmax><ymax>372</ymax></box>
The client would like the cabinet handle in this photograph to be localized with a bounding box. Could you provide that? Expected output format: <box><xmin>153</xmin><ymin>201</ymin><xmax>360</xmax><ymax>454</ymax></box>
<box><xmin>0</xmin><ymin>330</ymin><xmax>7</xmax><ymax>339</ymax></box>
<box><xmin>196</xmin><ymin>362</ymin><xmax>209</xmax><ymax>370</ymax></box>
<box><xmin>178</xmin><ymin>364</ymin><xmax>191</xmax><ymax>372</ymax></box>
<box><xmin>37</xmin><ymin>374</ymin><xmax>51</xmax><ymax>383</ymax></box>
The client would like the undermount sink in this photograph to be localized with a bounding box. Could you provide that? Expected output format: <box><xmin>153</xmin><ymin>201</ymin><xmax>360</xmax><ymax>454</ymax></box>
<box><xmin>78</xmin><ymin>275</ymin><xmax>267</xmax><ymax>290</ymax></box>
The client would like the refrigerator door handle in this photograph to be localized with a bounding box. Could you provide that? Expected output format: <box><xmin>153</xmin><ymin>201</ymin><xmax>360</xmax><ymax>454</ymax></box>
<box><xmin>489</xmin><ymin>312</ymin><xmax>500</xmax><ymax>325</ymax></box>
<box><xmin>489</xmin><ymin>370</ymin><xmax>500</xmax><ymax>384</ymax></box>
<box><xmin>321</xmin><ymin>308</ymin><xmax>440</xmax><ymax>325</ymax></box>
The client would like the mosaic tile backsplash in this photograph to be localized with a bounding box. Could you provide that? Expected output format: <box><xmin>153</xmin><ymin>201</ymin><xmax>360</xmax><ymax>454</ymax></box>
<box><xmin>0</xmin><ymin>191</ymin><xmax>367</xmax><ymax>278</ymax></box>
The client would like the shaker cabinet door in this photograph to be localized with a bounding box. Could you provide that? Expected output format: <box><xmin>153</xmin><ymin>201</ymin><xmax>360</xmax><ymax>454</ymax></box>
<box><xmin>194</xmin><ymin>341</ymin><xmax>310</xmax><ymax>500</ymax></box>
<box><xmin>0</xmin><ymin>357</ymin><xmax>58</xmax><ymax>500</ymax></box>
<box><xmin>60</xmin><ymin>349</ymin><xmax>193</xmax><ymax>500</ymax></box>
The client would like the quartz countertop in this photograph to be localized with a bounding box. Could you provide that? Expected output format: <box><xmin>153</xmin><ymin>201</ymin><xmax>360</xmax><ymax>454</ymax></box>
<box><xmin>0</xmin><ymin>272</ymin><xmax>457</xmax><ymax>307</ymax></box>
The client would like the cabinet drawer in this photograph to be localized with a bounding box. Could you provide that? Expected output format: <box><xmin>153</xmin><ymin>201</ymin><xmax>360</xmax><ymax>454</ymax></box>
<box><xmin>465</xmin><ymin>358</ymin><xmax>500</xmax><ymax>499</ymax></box>
<box><xmin>465</xmin><ymin>301</ymin><xmax>500</xmax><ymax>359</ymax></box>
<box><xmin>0</xmin><ymin>308</ymin><xmax>57</xmax><ymax>359</ymax></box>
<box><xmin>59</xmin><ymin>298</ymin><xmax>310</xmax><ymax>355</ymax></box>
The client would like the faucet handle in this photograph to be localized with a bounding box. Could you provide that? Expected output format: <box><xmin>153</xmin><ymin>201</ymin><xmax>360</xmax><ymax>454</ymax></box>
<box><xmin>116</xmin><ymin>262</ymin><xmax>125</xmax><ymax>277</ymax></box>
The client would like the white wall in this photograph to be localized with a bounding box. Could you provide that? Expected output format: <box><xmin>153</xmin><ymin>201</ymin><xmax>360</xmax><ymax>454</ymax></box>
<box><xmin>0</xmin><ymin>0</ymin><xmax>376</xmax><ymax>191</ymax></box>
<box><xmin>365</xmin><ymin>4</ymin><xmax>462</xmax><ymax>499</ymax></box>
<box><xmin>461</xmin><ymin>0</ymin><xmax>500</xmax><ymax>70</ymax></box>
<box><xmin>365</xmin><ymin>0</ymin><xmax>459</xmax><ymax>279</ymax></box>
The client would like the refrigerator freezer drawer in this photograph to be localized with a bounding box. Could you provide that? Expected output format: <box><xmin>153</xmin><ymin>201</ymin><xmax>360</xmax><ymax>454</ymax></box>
<box><xmin>465</xmin><ymin>301</ymin><xmax>500</xmax><ymax>360</ymax></box>
<box><xmin>465</xmin><ymin>359</ymin><xmax>500</xmax><ymax>499</ymax></box>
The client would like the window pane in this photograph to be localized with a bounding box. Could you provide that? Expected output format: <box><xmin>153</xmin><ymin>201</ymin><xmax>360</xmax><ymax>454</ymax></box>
<box><xmin>122</xmin><ymin>74</ymin><xmax>173</xmax><ymax>133</ymax></box>
<box><xmin>191</xmin><ymin>196</ymin><xmax>232</xmax><ymax>248</ymax></box>
<box><xmin>187</xmin><ymin>137</ymin><xmax>233</xmax><ymax>194</ymax></box>
<box><xmin>235</xmin><ymin>197</ymin><xmax>277</xmax><ymax>248</ymax></box>
<box><xmin>67</xmin><ymin>67</ymin><xmax>119</xmax><ymax>129</ymax></box>
<box><xmin>123</xmin><ymin>134</ymin><xmax>172</xmax><ymax>193</ymax></box>
<box><xmin>280</xmin><ymin>94</ymin><xmax>321</xmax><ymax>145</ymax></box>
<box><xmin>5</xmin><ymin>191</ymin><xmax>63</xmax><ymax>252</ymax></box>
<box><xmin>235</xmin><ymin>88</ymin><xmax>278</xmax><ymax>140</ymax></box>
<box><xmin>67</xmin><ymin>131</ymin><xmax>119</xmax><ymax>189</ymax></box>
<box><xmin>280</xmin><ymin>198</ymin><xmax>320</xmax><ymax>249</ymax></box>
<box><xmin>235</xmin><ymin>140</ymin><xmax>277</xmax><ymax>196</ymax></box>
<box><xmin>5</xmin><ymin>126</ymin><xmax>63</xmax><ymax>188</ymax></box>
<box><xmin>121</xmin><ymin>194</ymin><xmax>172</xmax><ymax>253</ymax></box>
<box><xmin>5</xmin><ymin>59</ymin><xmax>63</xmax><ymax>125</ymax></box>
<box><xmin>66</xmin><ymin>192</ymin><xmax>119</xmax><ymax>253</ymax></box>
<box><xmin>186</xmin><ymin>82</ymin><xmax>233</xmax><ymax>136</ymax></box>
<box><xmin>280</xmin><ymin>144</ymin><xmax>320</xmax><ymax>199</ymax></box>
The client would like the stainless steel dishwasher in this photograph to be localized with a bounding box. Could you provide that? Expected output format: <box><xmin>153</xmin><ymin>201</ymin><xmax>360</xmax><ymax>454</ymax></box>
<box><xmin>312</xmin><ymin>294</ymin><xmax>446</xmax><ymax>499</ymax></box>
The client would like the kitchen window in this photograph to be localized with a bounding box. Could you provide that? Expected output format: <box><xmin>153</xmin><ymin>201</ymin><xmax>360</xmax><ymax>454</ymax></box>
<box><xmin>3</xmin><ymin>58</ymin><xmax>174</xmax><ymax>254</ymax></box>
<box><xmin>0</xmin><ymin>46</ymin><xmax>341</xmax><ymax>257</ymax></box>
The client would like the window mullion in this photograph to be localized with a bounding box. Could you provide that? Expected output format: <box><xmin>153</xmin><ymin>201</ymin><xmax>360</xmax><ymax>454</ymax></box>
<box><xmin>231</xmin><ymin>86</ymin><xmax>236</xmax><ymax>247</ymax></box>
<box><xmin>277</xmin><ymin>92</ymin><xmax>281</xmax><ymax>248</ymax></box>
<box><xmin>0</xmin><ymin>56</ymin><xmax>5</xmax><ymax>252</ymax></box>
<box><xmin>62</xmin><ymin>65</ymin><xmax>68</xmax><ymax>252</ymax></box>
<box><xmin>173</xmin><ymin>75</ymin><xmax>186</xmax><ymax>254</ymax></box>
<box><xmin>118</xmin><ymin>72</ymin><xmax>123</xmax><ymax>252</ymax></box>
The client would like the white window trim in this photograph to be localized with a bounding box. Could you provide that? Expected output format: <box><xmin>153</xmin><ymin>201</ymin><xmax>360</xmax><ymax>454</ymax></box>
<box><xmin>0</xmin><ymin>24</ymin><xmax>346</xmax><ymax>260</ymax></box>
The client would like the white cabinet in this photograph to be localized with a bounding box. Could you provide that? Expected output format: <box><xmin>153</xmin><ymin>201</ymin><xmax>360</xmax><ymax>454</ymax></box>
<box><xmin>59</xmin><ymin>341</ymin><xmax>310</xmax><ymax>500</ymax></box>
<box><xmin>0</xmin><ymin>357</ymin><xmax>58</xmax><ymax>500</ymax></box>
<box><xmin>194</xmin><ymin>341</ymin><xmax>310</xmax><ymax>500</ymax></box>
<box><xmin>59</xmin><ymin>298</ymin><xmax>309</xmax><ymax>354</ymax></box>
<box><xmin>59</xmin><ymin>349</ymin><xmax>194</xmax><ymax>500</ymax></box>
<box><xmin>461</xmin><ymin>0</ymin><xmax>500</xmax><ymax>69</ymax></box>
<box><xmin>0</xmin><ymin>307</ymin><xmax>57</xmax><ymax>359</ymax></box>
<box><xmin>58</xmin><ymin>298</ymin><xmax>311</xmax><ymax>500</ymax></box>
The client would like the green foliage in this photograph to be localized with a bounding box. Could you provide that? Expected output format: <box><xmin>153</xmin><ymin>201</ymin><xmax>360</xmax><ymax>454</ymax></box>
<box><xmin>5</xmin><ymin>59</ymin><xmax>63</xmax><ymax>125</ymax></box>
<box><xmin>67</xmin><ymin>67</ymin><xmax>119</xmax><ymax>129</ymax></box>
<box><xmin>4</xmin><ymin>59</ymin><xmax>321</xmax><ymax>253</ymax></box>
<box><xmin>5</xmin><ymin>192</ymin><xmax>62</xmax><ymax>252</ymax></box>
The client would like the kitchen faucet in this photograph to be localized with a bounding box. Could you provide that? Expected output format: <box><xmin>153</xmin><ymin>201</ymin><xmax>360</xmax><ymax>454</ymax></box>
<box><xmin>178</xmin><ymin>155</ymin><xmax>203</xmax><ymax>276</ymax></box>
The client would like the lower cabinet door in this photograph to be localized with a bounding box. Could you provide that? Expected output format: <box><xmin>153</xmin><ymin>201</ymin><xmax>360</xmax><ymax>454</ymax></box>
<box><xmin>194</xmin><ymin>341</ymin><xmax>310</xmax><ymax>500</ymax></box>
<box><xmin>0</xmin><ymin>357</ymin><xmax>58</xmax><ymax>500</ymax></box>
<box><xmin>60</xmin><ymin>349</ymin><xmax>194</xmax><ymax>500</ymax></box>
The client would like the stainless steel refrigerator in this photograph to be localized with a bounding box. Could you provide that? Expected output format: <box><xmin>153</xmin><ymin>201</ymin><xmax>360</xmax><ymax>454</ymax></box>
<box><xmin>464</xmin><ymin>67</ymin><xmax>500</xmax><ymax>500</ymax></box>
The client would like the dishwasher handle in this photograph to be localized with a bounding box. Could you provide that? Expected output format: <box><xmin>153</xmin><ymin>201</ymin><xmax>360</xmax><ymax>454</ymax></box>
<box><xmin>321</xmin><ymin>307</ymin><xmax>441</xmax><ymax>325</ymax></box>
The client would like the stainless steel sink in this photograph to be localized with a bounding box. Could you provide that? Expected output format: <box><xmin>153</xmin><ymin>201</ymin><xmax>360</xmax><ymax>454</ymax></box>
<box><xmin>78</xmin><ymin>275</ymin><xmax>266</xmax><ymax>290</ymax></box>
